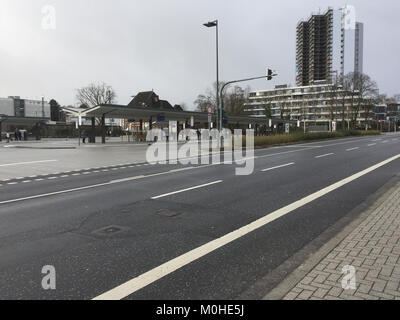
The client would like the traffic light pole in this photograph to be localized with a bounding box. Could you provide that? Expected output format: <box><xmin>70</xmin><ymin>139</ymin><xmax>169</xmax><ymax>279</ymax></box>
<box><xmin>219</xmin><ymin>71</ymin><xmax>277</xmax><ymax>129</ymax></box>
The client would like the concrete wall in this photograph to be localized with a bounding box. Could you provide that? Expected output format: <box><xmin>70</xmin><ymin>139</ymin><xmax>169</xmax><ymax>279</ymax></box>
<box><xmin>0</xmin><ymin>98</ymin><xmax>14</xmax><ymax>116</ymax></box>
<box><xmin>24</xmin><ymin>99</ymin><xmax>50</xmax><ymax>118</ymax></box>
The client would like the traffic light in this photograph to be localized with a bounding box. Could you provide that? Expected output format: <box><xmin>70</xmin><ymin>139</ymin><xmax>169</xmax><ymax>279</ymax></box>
<box><xmin>267</xmin><ymin>69</ymin><xmax>273</xmax><ymax>81</ymax></box>
<box><xmin>222</xmin><ymin>109</ymin><xmax>228</xmax><ymax>124</ymax></box>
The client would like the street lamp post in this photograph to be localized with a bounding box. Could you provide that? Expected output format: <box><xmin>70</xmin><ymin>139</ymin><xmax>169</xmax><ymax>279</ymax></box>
<box><xmin>203</xmin><ymin>20</ymin><xmax>220</xmax><ymax>131</ymax></box>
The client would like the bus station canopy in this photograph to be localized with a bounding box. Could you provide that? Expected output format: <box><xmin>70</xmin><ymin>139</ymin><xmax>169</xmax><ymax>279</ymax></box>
<box><xmin>79</xmin><ymin>104</ymin><xmax>291</xmax><ymax>126</ymax></box>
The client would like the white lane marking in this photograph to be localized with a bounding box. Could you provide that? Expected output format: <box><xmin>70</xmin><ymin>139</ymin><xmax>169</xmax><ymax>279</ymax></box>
<box><xmin>372</xmin><ymin>139</ymin><xmax>382</xmax><ymax>142</ymax></box>
<box><xmin>0</xmin><ymin>163</ymin><xmax>221</xmax><ymax>205</ymax></box>
<box><xmin>109</xmin><ymin>176</ymin><xmax>146</xmax><ymax>184</ymax></box>
<box><xmin>93</xmin><ymin>154</ymin><xmax>400</xmax><ymax>300</ymax></box>
<box><xmin>61</xmin><ymin>175</ymin><xmax>69</xmax><ymax>178</ymax></box>
<box><xmin>48</xmin><ymin>177</ymin><xmax>57</xmax><ymax>180</ymax></box>
<box><xmin>346</xmin><ymin>147</ymin><xmax>359</xmax><ymax>152</ymax></box>
<box><xmin>315</xmin><ymin>153</ymin><xmax>334</xmax><ymax>159</ymax></box>
<box><xmin>0</xmin><ymin>160</ymin><xmax>57</xmax><ymax>167</ymax></box>
<box><xmin>151</xmin><ymin>181</ymin><xmax>223</xmax><ymax>200</ymax></box>
<box><xmin>22</xmin><ymin>180</ymin><xmax>31</xmax><ymax>183</ymax></box>
<box><xmin>382</xmin><ymin>141</ymin><xmax>388</xmax><ymax>144</ymax></box>
<box><xmin>0</xmin><ymin>181</ymin><xmax>114</xmax><ymax>205</ymax></box>
<box><xmin>368</xmin><ymin>143</ymin><xmax>377</xmax><ymax>147</ymax></box>
<box><xmin>261</xmin><ymin>163</ymin><xmax>295</xmax><ymax>172</ymax></box>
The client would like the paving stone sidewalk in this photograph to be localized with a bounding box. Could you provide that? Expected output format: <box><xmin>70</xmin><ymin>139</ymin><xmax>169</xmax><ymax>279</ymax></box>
<box><xmin>283</xmin><ymin>182</ymin><xmax>400</xmax><ymax>300</ymax></box>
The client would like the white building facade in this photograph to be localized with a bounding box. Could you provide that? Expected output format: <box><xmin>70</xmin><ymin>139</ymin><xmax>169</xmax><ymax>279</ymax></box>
<box><xmin>0</xmin><ymin>96</ymin><xmax>50</xmax><ymax>118</ymax></box>
<box><xmin>244</xmin><ymin>83</ymin><xmax>374</xmax><ymax>128</ymax></box>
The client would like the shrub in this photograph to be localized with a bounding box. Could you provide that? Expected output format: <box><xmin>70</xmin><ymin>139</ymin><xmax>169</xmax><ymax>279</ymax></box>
<box><xmin>250</xmin><ymin>130</ymin><xmax>380</xmax><ymax>148</ymax></box>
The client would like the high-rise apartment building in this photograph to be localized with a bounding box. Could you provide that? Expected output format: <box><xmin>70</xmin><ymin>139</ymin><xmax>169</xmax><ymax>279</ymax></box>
<box><xmin>296</xmin><ymin>5</ymin><xmax>364</xmax><ymax>87</ymax></box>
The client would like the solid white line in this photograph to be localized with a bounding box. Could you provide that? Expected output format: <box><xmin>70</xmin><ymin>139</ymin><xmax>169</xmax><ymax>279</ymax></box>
<box><xmin>151</xmin><ymin>181</ymin><xmax>223</xmax><ymax>200</ymax></box>
<box><xmin>315</xmin><ymin>153</ymin><xmax>334</xmax><ymax>159</ymax></box>
<box><xmin>0</xmin><ymin>181</ymin><xmax>113</xmax><ymax>205</ymax></box>
<box><xmin>92</xmin><ymin>154</ymin><xmax>400</xmax><ymax>300</ymax></box>
<box><xmin>346</xmin><ymin>147</ymin><xmax>359</xmax><ymax>152</ymax></box>
<box><xmin>0</xmin><ymin>160</ymin><xmax>57</xmax><ymax>167</ymax></box>
<box><xmin>368</xmin><ymin>143</ymin><xmax>377</xmax><ymax>147</ymax></box>
<box><xmin>261</xmin><ymin>163</ymin><xmax>295</xmax><ymax>172</ymax></box>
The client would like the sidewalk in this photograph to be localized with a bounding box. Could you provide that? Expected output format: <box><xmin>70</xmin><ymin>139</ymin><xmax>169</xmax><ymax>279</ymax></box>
<box><xmin>0</xmin><ymin>137</ymin><xmax>149</xmax><ymax>149</ymax></box>
<box><xmin>266</xmin><ymin>180</ymin><xmax>400</xmax><ymax>300</ymax></box>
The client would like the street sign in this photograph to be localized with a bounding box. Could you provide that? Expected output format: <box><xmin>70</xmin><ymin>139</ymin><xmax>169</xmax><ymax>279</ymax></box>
<box><xmin>285</xmin><ymin>123</ymin><xmax>290</xmax><ymax>134</ymax></box>
<box><xmin>207</xmin><ymin>106</ymin><xmax>213</xmax><ymax>115</ymax></box>
<box><xmin>332</xmin><ymin>121</ymin><xmax>337</xmax><ymax>132</ymax></box>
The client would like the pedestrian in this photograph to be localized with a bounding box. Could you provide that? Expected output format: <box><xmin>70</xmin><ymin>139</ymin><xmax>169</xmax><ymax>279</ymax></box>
<box><xmin>82</xmin><ymin>130</ymin><xmax>86</xmax><ymax>144</ymax></box>
<box><xmin>6</xmin><ymin>132</ymin><xmax>10</xmax><ymax>143</ymax></box>
<box><xmin>14</xmin><ymin>131</ymin><xmax>18</xmax><ymax>141</ymax></box>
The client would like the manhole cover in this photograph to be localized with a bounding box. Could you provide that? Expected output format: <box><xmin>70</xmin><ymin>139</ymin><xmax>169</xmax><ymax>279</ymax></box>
<box><xmin>156</xmin><ymin>209</ymin><xmax>182</xmax><ymax>217</ymax></box>
<box><xmin>102</xmin><ymin>226</ymin><xmax>122</xmax><ymax>234</ymax></box>
<box><xmin>92</xmin><ymin>225</ymin><xmax>128</xmax><ymax>236</ymax></box>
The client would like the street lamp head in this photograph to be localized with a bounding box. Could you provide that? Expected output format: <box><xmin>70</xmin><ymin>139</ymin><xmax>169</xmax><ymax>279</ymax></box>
<box><xmin>203</xmin><ymin>20</ymin><xmax>217</xmax><ymax>28</ymax></box>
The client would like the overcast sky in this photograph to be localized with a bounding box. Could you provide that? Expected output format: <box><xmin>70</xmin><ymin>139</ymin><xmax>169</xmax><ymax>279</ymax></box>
<box><xmin>0</xmin><ymin>0</ymin><xmax>399</xmax><ymax>109</ymax></box>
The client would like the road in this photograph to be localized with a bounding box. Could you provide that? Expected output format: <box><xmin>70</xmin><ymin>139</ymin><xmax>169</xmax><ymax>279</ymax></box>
<box><xmin>0</xmin><ymin>134</ymin><xmax>399</xmax><ymax>299</ymax></box>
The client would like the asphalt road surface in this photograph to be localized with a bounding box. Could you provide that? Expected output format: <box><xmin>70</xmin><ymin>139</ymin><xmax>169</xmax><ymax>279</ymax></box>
<box><xmin>0</xmin><ymin>134</ymin><xmax>399</xmax><ymax>300</ymax></box>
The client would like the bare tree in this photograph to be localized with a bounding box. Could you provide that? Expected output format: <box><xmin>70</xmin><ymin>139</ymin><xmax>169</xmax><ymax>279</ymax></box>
<box><xmin>343</xmin><ymin>72</ymin><xmax>378</xmax><ymax>128</ymax></box>
<box><xmin>327</xmin><ymin>74</ymin><xmax>342</xmax><ymax>123</ymax></box>
<box><xmin>195</xmin><ymin>81</ymin><xmax>248</xmax><ymax>114</ymax></box>
<box><xmin>76</xmin><ymin>82</ymin><xmax>117</xmax><ymax>108</ymax></box>
<box><xmin>224</xmin><ymin>85</ymin><xmax>250</xmax><ymax>115</ymax></box>
<box><xmin>194</xmin><ymin>81</ymin><xmax>226</xmax><ymax>112</ymax></box>
<box><xmin>265</xmin><ymin>102</ymin><xmax>272</xmax><ymax>118</ymax></box>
